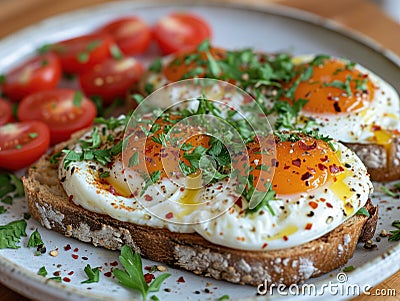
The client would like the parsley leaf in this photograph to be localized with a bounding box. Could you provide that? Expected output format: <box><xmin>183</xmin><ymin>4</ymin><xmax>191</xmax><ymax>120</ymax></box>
<box><xmin>0</xmin><ymin>219</ymin><xmax>27</xmax><ymax>249</ymax></box>
<box><xmin>113</xmin><ymin>245</ymin><xmax>171</xmax><ymax>301</ymax></box>
<box><xmin>73</xmin><ymin>91</ymin><xmax>83</xmax><ymax>107</ymax></box>
<box><xmin>37</xmin><ymin>266</ymin><xmax>48</xmax><ymax>277</ymax></box>
<box><xmin>389</xmin><ymin>220</ymin><xmax>400</xmax><ymax>241</ymax></box>
<box><xmin>27</xmin><ymin>228</ymin><xmax>44</xmax><ymax>248</ymax></box>
<box><xmin>148</xmin><ymin>58</ymin><xmax>162</xmax><ymax>72</ymax></box>
<box><xmin>356</xmin><ymin>207</ymin><xmax>370</xmax><ymax>217</ymax></box>
<box><xmin>81</xmin><ymin>264</ymin><xmax>101</xmax><ymax>284</ymax></box>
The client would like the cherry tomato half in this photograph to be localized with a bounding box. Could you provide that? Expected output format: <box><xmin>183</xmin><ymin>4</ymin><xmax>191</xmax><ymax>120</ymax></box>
<box><xmin>18</xmin><ymin>89</ymin><xmax>97</xmax><ymax>144</ymax></box>
<box><xmin>1</xmin><ymin>53</ymin><xmax>61</xmax><ymax>102</ymax></box>
<box><xmin>153</xmin><ymin>12</ymin><xmax>212</xmax><ymax>55</ymax></box>
<box><xmin>52</xmin><ymin>33</ymin><xmax>114</xmax><ymax>74</ymax></box>
<box><xmin>79</xmin><ymin>57</ymin><xmax>144</xmax><ymax>105</ymax></box>
<box><xmin>0</xmin><ymin>121</ymin><xmax>50</xmax><ymax>170</ymax></box>
<box><xmin>97</xmin><ymin>17</ymin><xmax>152</xmax><ymax>56</ymax></box>
<box><xmin>0</xmin><ymin>98</ymin><xmax>13</xmax><ymax>126</ymax></box>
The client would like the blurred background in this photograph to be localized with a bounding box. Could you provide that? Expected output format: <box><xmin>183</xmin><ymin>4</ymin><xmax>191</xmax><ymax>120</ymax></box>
<box><xmin>0</xmin><ymin>0</ymin><xmax>398</xmax><ymax>56</ymax></box>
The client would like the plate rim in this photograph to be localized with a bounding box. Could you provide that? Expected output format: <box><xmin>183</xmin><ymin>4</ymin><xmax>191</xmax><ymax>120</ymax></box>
<box><xmin>0</xmin><ymin>1</ymin><xmax>399</xmax><ymax>301</ymax></box>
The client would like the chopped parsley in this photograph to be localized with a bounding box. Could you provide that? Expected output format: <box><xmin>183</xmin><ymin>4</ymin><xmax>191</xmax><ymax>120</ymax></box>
<box><xmin>73</xmin><ymin>91</ymin><xmax>83</xmax><ymax>107</ymax></box>
<box><xmin>81</xmin><ymin>264</ymin><xmax>101</xmax><ymax>284</ymax></box>
<box><xmin>113</xmin><ymin>245</ymin><xmax>171</xmax><ymax>301</ymax></box>
<box><xmin>389</xmin><ymin>220</ymin><xmax>400</xmax><ymax>241</ymax></box>
<box><xmin>27</xmin><ymin>229</ymin><xmax>44</xmax><ymax>248</ymax></box>
<box><xmin>0</xmin><ymin>219</ymin><xmax>27</xmax><ymax>249</ymax></box>
<box><xmin>110</xmin><ymin>44</ymin><xmax>124</xmax><ymax>60</ymax></box>
<box><xmin>343</xmin><ymin>266</ymin><xmax>355</xmax><ymax>272</ymax></box>
<box><xmin>356</xmin><ymin>207</ymin><xmax>370</xmax><ymax>217</ymax></box>
<box><xmin>37</xmin><ymin>266</ymin><xmax>48</xmax><ymax>277</ymax></box>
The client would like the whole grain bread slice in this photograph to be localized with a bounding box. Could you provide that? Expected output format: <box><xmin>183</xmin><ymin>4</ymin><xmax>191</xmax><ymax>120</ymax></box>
<box><xmin>22</xmin><ymin>146</ymin><xmax>378</xmax><ymax>287</ymax></box>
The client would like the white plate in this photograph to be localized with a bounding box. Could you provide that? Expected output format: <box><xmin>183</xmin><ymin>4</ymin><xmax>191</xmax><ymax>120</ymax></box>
<box><xmin>0</xmin><ymin>1</ymin><xmax>399</xmax><ymax>301</ymax></box>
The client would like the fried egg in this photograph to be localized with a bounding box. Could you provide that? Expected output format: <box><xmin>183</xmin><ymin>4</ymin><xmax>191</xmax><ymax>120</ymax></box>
<box><xmin>276</xmin><ymin>55</ymin><xmax>400</xmax><ymax>144</ymax></box>
<box><xmin>59</xmin><ymin>111</ymin><xmax>372</xmax><ymax>251</ymax></box>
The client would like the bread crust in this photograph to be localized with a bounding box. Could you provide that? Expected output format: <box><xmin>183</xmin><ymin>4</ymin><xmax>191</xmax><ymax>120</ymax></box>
<box><xmin>345</xmin><ymin>133</ymin><xmax>400</xmax><ymax>182</ymax></box>
<box><xmin>23</xmin><ymin>148</ymin><xmax>378</xmax><ymax>287</ymax></box>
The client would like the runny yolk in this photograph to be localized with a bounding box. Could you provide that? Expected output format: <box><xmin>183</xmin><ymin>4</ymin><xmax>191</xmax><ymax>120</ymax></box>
<box><xmin>249</xmin><ymin>136</ymin><xmax>345</xmax><ymax>196</ymax></box>
<box><xmin>292</xmin><ymin>58</ymin><xmax>375</xmax><ymax>114</ymax></box>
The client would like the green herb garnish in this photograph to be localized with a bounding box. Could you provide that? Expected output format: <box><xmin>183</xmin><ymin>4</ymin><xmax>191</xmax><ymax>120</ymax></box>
<box><xmin>343</xmin><ymin>266</ymin><xmax>355</xmax><ymax>272</ymax></box>
<box><xmin>27</xmin><ymin>229</ymin><xmax>44</xmax><ymax>248</ymax></box>
<box><xmin>113</xmin><ymin>245</ymin><xmax>171</xmax><ymax>301</ymax></box>
<box><xmin>73</xmin><ymin>91</ymin><xmax>83</xmax><ymax>107</ymax></box>
<box><xmin>0</xmin><ymin>219</ymin><xmax>27</xmax><ymax>249</ymax></box>
<box><xmin>356</xmin><ymin>207</ymin><xmax>370</xmax><ymax>217</ymax></box>
<box><xmin>81</xmin><ymin>264</ymin><xmax>101</xmax><ymax>284</ymax></box>
<box><xmin>37</xmin><ymin>266</ymin><xmax>48</xmax><ymax>277</ymax></box>
<box><xmin>389</xmin><ymin>220</ymin><xmax>400</xmax><ymax>241</ymax></box>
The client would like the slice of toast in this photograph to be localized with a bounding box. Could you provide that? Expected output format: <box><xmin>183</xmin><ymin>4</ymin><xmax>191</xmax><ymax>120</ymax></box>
<box><xmin>23</xmin><ymin>147</ymin><xmax>378</xmax><ymax>287</ymax></box>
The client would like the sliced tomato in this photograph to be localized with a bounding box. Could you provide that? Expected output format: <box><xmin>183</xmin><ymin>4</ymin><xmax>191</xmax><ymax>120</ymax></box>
<box><xmin>153</xmin><ymin>13</ymin><xmax>212</xmax><ymax>55</ymax></box>
<box><xmin>0</xmin><ymin>121</ymin><xmax>50</xmax><ymax>170</ymax></box>
<box><xmin>17</xmin><ymin>89</ymin><xmax>97</xmax><ymax>144</ymax></box>
<box><xmin>97</xmin><ymin>17</ymin><xmax>152</xmax><ymax>56</ymax></box>
<box><xmin>52</xmin><ymin>33</ymin><xmax>114</xmax><ymax>74</ymax></box>
<box><xmin>1</xmin><ymin>53</ymin><xmax>61</xmax><ymax>102</ymax></box>
<box><xmin>79</xmin><ymin>57</ymin><xmax>144</xmax><ymax>105</ymax></box>
<box><xmin>0</xmin><ymin>98</ymin><xmax>13</xmax><ymax>126</ymax></box>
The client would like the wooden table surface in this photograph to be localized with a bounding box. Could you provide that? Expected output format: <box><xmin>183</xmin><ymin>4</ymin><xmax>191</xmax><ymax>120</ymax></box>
<box><xmin>0</xmin><ymin>0</ymin><xmax>399</xmax><ymax>300</ymax></box>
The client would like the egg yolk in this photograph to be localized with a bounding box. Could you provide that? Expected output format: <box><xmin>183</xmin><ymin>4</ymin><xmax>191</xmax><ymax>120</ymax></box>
<box><xmin>163</xmin><ymin>47</ymin><xmax>226</xmax><ymax>82</ymax></box>
<box><xmin>248</xmin><ymin>136</ymin><xmax>345</xmax><ymax>196</ymax></box>
<box><xmin>291</xmin><ymin>58</ymin><xmax>375</xmax><ymax>114</ymax></box>
<box><xmin>123</xmin><ymin>114</ymin><xmax>211</xmax><ymax>179</ymax></box>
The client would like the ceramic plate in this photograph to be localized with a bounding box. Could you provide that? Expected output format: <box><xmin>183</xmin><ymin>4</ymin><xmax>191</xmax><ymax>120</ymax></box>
<box><xmin>0</xmin><ymin>1</ymin><xmax>399</xmax><ymax>301</ymax></box>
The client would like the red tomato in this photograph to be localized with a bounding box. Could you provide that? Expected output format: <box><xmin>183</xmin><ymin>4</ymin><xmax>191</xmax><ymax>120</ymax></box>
<box><xmin>18</xmin><ymin>89</ymin><xmax>97</xmax><ymax>144</ymax></box>
<box><xmin>52</xmin><ymin>33</ymin><xmax>114</xmax><ymax>74</ymax></box>
<box><xmin>0</xmin><ymin>121</ymin><xmax>50</xmax><ymax>170</ymax></box>
<box><xmin>79</xmin><ymin>57</ymin><xmax>144</xmax><ymax>105</ymax></box>
<box><xmin>97</xmin><ymin>17</ymin><xmax>152</xmax><ymax>55</ymax></box>
<box><xmin>153</xmin><ymin>13</ymin><xmax>212</xmax><ymax>55</ymax></box>
<box><xmin>0</xmin><ymin>98</ymin><xmax>12</xmax><ymax>126</ymax></box>
<box><xmin>1</xmin><ymin>53</ymin><xmax>61</xmax><ymax>102</ymax></box>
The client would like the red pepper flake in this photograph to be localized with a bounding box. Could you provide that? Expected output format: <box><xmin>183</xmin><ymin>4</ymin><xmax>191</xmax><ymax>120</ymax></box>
<box><xmin>68</xmin><ymin>271</ymin><xmax>74</xmax><ymax>276</ymax></box>
<box><xmin>165</xmin><ymin>212</ymin><xmax>174</xmax><ymax>219</ymax></box>
<box><xmin>271</xmin><ymin>158</ymin><xmax>279</xmax><ymax>167</ymax></box>
<box><xmin>180</xmin><ymin>187</ymin><xmax>185</xmax><ymax>192</ymax></box>
<box><xmin>320</xmin><ymin>197</ymin><xmax>326</xmax><ymax>202</ymax></box>
<box><xmin>110</xmin><ymin>261</ymin><xmax>118</xmax><ymax>267</ymax></box>
<box><xmin>64</xmin><ymin>244</ymin><xmax>71</xmax><ymax>251</ymax></box>
<box><xmin>144</xmin><ymin>194</ymin><xmax>153</xmax><ymax>202</ymax></box>
<box><xmin>72</xmin><ymin>254</ymin><xmax>79</xmax><ymax>260</ymax></box>
<box><xmin>177</xmin><ymin>276</ymin><xmax>185</xmax><ymax>283</ymax></box>
<box><xmin>329</xmin><ymin>164</ymin><xmax>343</xmax><ymax>174</ymax></box>
<box><xmin>283</xmin><ymin>235</ymin><xmax>288</xmax><ymax>241</ymax></box>
<box><xmin>309</xmin><ymin>201</ymin><xmax>318</xmax><ymax>209</ymax></box>
<box><xmin>307</xmin><ymin>167</ymin><xmax>316</xmax><ymax>173</ymax></box>
<box><xmin>144</xmin><ymin>273</ymin><xmax>154</xmax><ymax>284</ymax></box>
<box><xmin>301</xmin><ymin>171</ymin><xmax>313</xmax><ymax>181</ymax></box>
<box><xmin>372</xmin><ymin>125</ymin><xmax>382</xmax><ymax>131</ymax></box>
<box><xmin>298</xmin><ymin>140</ymin><xmax>317</xmax><ymax>151</ymax></box>
<box><xmin>318</xmin><ymin>163</ymin><xmax>327</xmax><ymax>171</ymax></box>
<box><xmin>235</xmin><ymin>198</ymin><xmax>243</xmax><ymax>209</ymax></box>
<box><xmin>144</xmin><ymin>266</ymin><xmax>151</xmax><ymax>271</ymax></box>
<box><xmin>320</xmin><ymin>155</ymin><xmax>328</xmax><ymax>162</ymax></box>
<box><xmin>291</xmin><ymin>158</ymin><xmax>301</xmax><ymax>167</ymax></box>
<box><xmin>63</xmin><ymin>277</ymin><xmax>71</xmax><ymax>283</ymax></box>
<box><xmin>73</xmin><ymin>248</ymin><xmax>79</xmax><ymax>252</ymax></box>
<box><xmin>104</xmin><ymin>272</ymin><xmax>112</xmax><ymax>277</ymax></box>
<box><xmin>68</xmin><ymin>195</ymin><xmax>74</xmax><ymax>202</ymax></box>
<box><xmin>261</xmin><ymin>243</ymin><xmax>268</xmax><ymax>249</ymax></box>
<box><xmin>326</xmin><ymin>202</ymin><xmax>333</xmax><ymax>208</ymax></box>
<box><xmin>305</xmin><ymin>223</ymin><xmax>313</xmax><ymax>230</ymax></box>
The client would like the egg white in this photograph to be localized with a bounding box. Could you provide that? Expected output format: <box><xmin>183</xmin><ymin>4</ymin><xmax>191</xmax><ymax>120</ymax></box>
<box><xmin>59</xmin><ymin>126</ymin><xmax>372</xmax><ymax>251</ymax></box>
